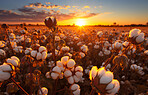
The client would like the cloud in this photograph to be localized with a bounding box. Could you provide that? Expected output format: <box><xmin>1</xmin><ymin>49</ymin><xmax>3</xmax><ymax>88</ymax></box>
<box><xmin>0</xmin><ymin>2</ymin><xmax>100</xmax><ymax>23</ymax></box>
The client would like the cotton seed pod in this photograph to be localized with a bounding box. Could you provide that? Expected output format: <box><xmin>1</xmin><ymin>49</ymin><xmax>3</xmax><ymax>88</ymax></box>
<box><xmin>135</xmin><ymin>33</ymin><xmax>144</xmax><ymax>43</ymax></box>
<box><xmin>11</xmin><ymin>56</ymin><xmax>20</xmax><ymax>62</ymax></box>
<box><xmin>45</xmin><ymin>72</ymin><xmax>51</xmax><ymax>78</ymax></box>
<box><xmin>107</xmin><ymin>80</ymin><xmax>120</xmax><ymax>94</ymax></box>
<box><xmin>36</xmin><ymin>52</ymin><xmax>42</xmax><ymax>60</ymax></box>
<box><xmin>31</xmin><ymin>50</ymin><xmax>37</xmax><ymax>57</ymax></box>
<box><xmin>89</xmin><ymin>66</ymin><xmax>98</xmax><ymax>80</ymax></box>
<box><xmin>75</xmin><ymin>72</ymin><xmax>83</xmax><ymax>78</ymax></box>
<box><xmin>67</xmin><ymin>59</ymin><xmax>76</xmax><ymax>68</ymax></box>
<box><xmin>64</xmin><ymin>69</ymin><xmax>72</xmax><ymax>77</ymax></box>
<box><xmin>67</xmin><ymin>76</ymin><xmax>74</xmax><ymax>84</ymax></box>
<box><xmin>42</xmin><ymin>51</ymin><xmax>47</xmax><ymax>60</ymax></box>
<box><xmin>73</xmin><ymin>75</ymin><xmax>80</xmax><ymax>83</ymax></box>
<box><xmin>44</xmin><ymin>16</ymin><xmax>57</xmax><ymax>28</ymax></box>
<box><xmin>70</xmin><ymin>84</ymin><xmax>80</xmax><ymax>95</ymax></box>
<box><xmin>39</xmin><ymin>46</ymin><xmax>47</xmax><ymax>53</ymax></box>
<box><xmin>0</xmin><ymin>49</ymin><xmax>6</xmax><ymax>56</ymax></box>
<box><xmin>0</xmin><ymin>64</ymin><xmax>13</xmax><ymax>72</ymax></box>
<box><xmin>38</xmin><ymin>87</ymin><xmax>48</xmax><ymax>95</ymax></box>
<box><xmin>129</xmin><ymin>29</ymin><xmax>141</xmax><ymax>38</ymax></box>
<box><xmin>61</xmin><ymin>56</ymin><xmax>69</xmax><ymax>65</ymax></box>
<box><xmin>97</xmin><ymin>67</ymin><xmax>106</xmax><ymax>78</ymax></box>
<box><xmin>51</xmin><ymin>72</ymin><xmax>59</xmax><ymax>79</ymax></box>
<box><xmin>75</xmin><ymin>66</ymin><xmax>83</xmax><ymax>72</ymax></box>
<box><xmin>0</xmin><ymin>71</ymin><xmax>11</xmax><ymax>81</ymax></box>
<box><xmin>100</xmin><ymin>71</ymin><xmax>113</xmax><ymax>84</ymax></box>
<box><xmin>7</xmin><ymin>59</ymin><xmax>18</xmax><ymax>67</ymax></box>
<box><xmin>52</xmin><ymin>66</ymin><xmax>61</xmax><ymax>74</ymax></box>
<box><xmin>112</xmin><ymin>55</ymin><xmax>128</xmax><ymax>70</ymax></box>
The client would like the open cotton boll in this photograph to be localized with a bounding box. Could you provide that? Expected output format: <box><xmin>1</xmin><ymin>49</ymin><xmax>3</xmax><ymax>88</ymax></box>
<box><xmin>42</xmin><ymin>51</ymin><xmax>47</xmax><ymax>60</ymax></box>
<box><xmin>79</xmin><ymin>52</ymin><xmax>85</xmax><ymax>58</ymax></box>
<box><xmin>55</xmin><ymin>36</ymin><xmax>61</xmax><ymax>41</ymax></box>
<box><xmin>75</xmin><ymin>72</ymin><xmax>83</xmax><ymax>78</ymax></box>
<box><xmin>100</xmin><ymin>71</ymin><xmax>113</xmax><ymax>84</ymax></box>
<box><xmin>0</xmin><ymin>64</ymin><xmax>13</xmax><ymax>71</ymax></box>
<box><xmin>31</xmin><ymin>50</ymin><xmax>37</xmax><ymax>57</ymax></box>
<box><xmin>0</xmin><ymin>71</ymin><xmax>11</xmax><ymax>81</ymax></box>
<box><xmin>51</xmin><ymin>72</ymin><xmax>59</xmax><ymax>79</ymax></box>
<box><xmin>98</xmin><ymin>51</ymin><xmax>104</xmax><ymax>57</ymax></box>
<box><xmin>11</xmin><ymin>56</ymin><xmax>20</xmax><ymax>62</ymax></box>
<box><xmin>89</xmin><ymin>66</ymin><xmax>98</xmax><ymax>80</ymax></box>
<box><xmin>36</xmin><ymin>52</ymin><xmax>42</xmax><ymax>60</ymax></box>
<box><xmin>61</xmin><ymin>46</ymin><xmax>70</xmax><ymax>51</ymax></box>
<box><xmin>67</xmin><ymin>59</ymin><xmax>76</xmax><ymax>68</ymax></box>
<box><xmin>0</xmin><ymin>49</ymin><xmax>6</xmax><ymax>56</ymax></box>
<box><xmin>80</xmin><ymin>45</ymin><xmax>88</xmax><ymax>52</ymax></box>
<box><xmin>64</xmin><ymin>69</ymin><xmax>72</xmax><ymax>77</ymax></box>
<box><xmin>94</xmin><ymin>45</ymin><xmax>99</xmax><ymax>49</ymax></box>
<box><xmin>107</xmin><ymin>80</ymin><xmax>120</xmax><ymax>94</ymax></box>
<box><xmin>61</xmin><ymin>56</ymin><xmax>69</xmax><ymax>65</ymax></box>
<box><xmin>97</xmin><ymin>67</ymin><xmax>106</xmax><ymax>78</ymax></box>
<box><xmin>114</xmin><ymin>41</ymin><xmax>122</xmax><ymax>49</ymax></box>
<box><xmin>130</xmin><ymin>64</ymin><xmax>137</xmax><ymax>70</ymax></box>
<box><xmin>68</xmin><ymin>76</ymin><xmax>74</xmax><ymax>84</ymax></box>
<box><xmin>56</xmin><ymin>61</ymin><xmax>63</xmax><ymax>67</ymax></box>
<box><xmin>39</xmin><ymin>46</ymin><xmax>47</xmax><ymax>53</ymax></box>
<box><xmin>38</xmin><ymin>87</ymin><xmax>48</xmax><ymax>95</ymax></box>
<box><xmin>129</xmin><ymin>29</ymin><xmax>141</xmax><ymax>38</ymax></box>
<box><xmin>45</xmin><ymin>72</ymin><xmax>51</xmax><ymax>78</ymax></box>
<box><xmin>52</xmin><ymin>66</ymin><xmax>61</xmax><ymax>74</ymax></box>
<box><xmin>104</xmin><ymin>50</ymin><xmax>111</xmax><ymax>55</ymax></box>
<box><xmin>123</xmin><ymin>41</ymin><xmax>129</xmax><ymax>47</ymax></box>
<box><xmin>7</xmin><ymin>58</ymin><xmax>18</xmax><ymax>67</ymax></box>
<box><xmin>74</xmin><ymin>37</ymin><xmax>79</xmax><ymax>40</ymax></box>
<box><xmin>136</xmin><ymin>33</ymin><xmax>144</xmax><ymax>43</ymax></box>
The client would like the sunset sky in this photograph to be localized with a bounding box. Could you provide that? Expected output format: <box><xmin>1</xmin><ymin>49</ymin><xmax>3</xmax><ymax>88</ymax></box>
<box><xmin>0</xmin><ymin>0</ymin><xmax>148</xmax><ymax>25</ymax></box>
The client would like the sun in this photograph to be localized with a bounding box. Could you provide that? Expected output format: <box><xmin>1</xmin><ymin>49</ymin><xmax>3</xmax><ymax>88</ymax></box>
<box><xmin>76</xmin><ymin>19</ymin><xmax>86</xmax><ymax>26</ymax></box>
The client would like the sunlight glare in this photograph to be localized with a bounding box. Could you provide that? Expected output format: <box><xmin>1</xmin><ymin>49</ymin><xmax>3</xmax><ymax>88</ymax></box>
<box><xmin>76</xmin><ymin>19</ymin><xmax>86</xmax><ymax>26</ymax></box>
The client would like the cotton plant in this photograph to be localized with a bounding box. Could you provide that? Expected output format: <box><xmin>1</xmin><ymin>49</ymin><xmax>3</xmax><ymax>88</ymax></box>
<box><xmin>46</xmin><ymin>56</ymin><xmax>83</xmax><ymax>95</ymax></box>
<box><xmin>38</xmin><ymin>87</ymin><xmax>48</xmax><ymax>95</ymax></box>
<box><xmin>0</xmin><ymin>41</ymin><xmax>5</xmax><ymax>48</ymax></box>
<box><xmin>0</xmin><ymin>56</ymin><xmax>20</xmax><ymax>81</ymax></box>
<box><xmin>80</xmin><ymin>45</ymin><xmax>88</xmax><ymax>53</ymax></box>
<box><xmin>89</xmin><ymin>66</ymin><xmax>120</xmax><ymax>95</ymax></box>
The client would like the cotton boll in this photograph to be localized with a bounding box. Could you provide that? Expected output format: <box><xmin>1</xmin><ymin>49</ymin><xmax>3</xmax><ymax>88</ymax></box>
<box><xmin>104</xmin><ymin>50</ymin><xmax>111</xmax><ymax>55</ymax></box>
<box><xmin>89</xmin><ymin>66</ymin><xmax>98</xmax><ymax>80</ymax></box>
<box><xmin>0</xmin><ymin>71</ymin><xmax>11</xmax><ymax>81</ymax></box>
<box><xmin>75</xmin><ymin>66</ymin><xmax>83</xmax><ymax>72</ymax></box>
<box><xmin>75</xmin><ymin>72</ymin><xmax>83</xmax><ymax>78</ymax></box>
<box><xmin>129</xmin><ymin>29</ymin><xmax>141</xmax><ymax>38</ymax></box>
<box><xmin>67</xmin><ymin>59</ymin><xmax>76</xmax><ymax>68</ymax></box>
<box><xmin>61</xmin><ymin>56</ymin><xmax>69</xmax><ymax>65</ymax></box>
<box><xmin>94</xmin><ymin>45</ymin><xmax>99</xmax><ymax>49</ymax></box>
<box><xmin>36</xmin><ymin>52</ymin><xmax>42</xmax><ymax>60</ymax></box>
<box><xmin>56</xmin><ymin>61</ymin><xmax>63</xmax><ymax>67</ymax></box>
<box><xmin>81</xmin><ymin>45</ymin><xmax>88</xmax><ymax>52</ymax></box>
<box><xmin>55</xmin><ymin>36</ymin><xmax>60</xmax><ymax>41</ymax></box>
<box><xmin>98</xmin><ymin>51</ymin><xmax>104</xmax><ymax>57</ymax></box>
<box><xmin>100</xmin><ymin>71</ymin><xmax>113</xmax><ymax>84</ymax></box>
<box><xmin>39</xmin><ymin>46</ymin><xmax>47</xmax><ymax>53</ymax></box>
<box><xmin>42</xmin><ymin>51</ymin><xmax>47</xmax><ymax>60</ymax></box>
<box><xmin>38</xmin><ymin>87</ymin><xmax>48</xmax><ymax>95</ymax></box>
<box><xmin>80</xmin><ymin>52</ymin><xmax>85</xmax><ymax>58</ymax></box>
<box><xmin>144</xmin><ymin>50</ymin><xmax>148</xmax><ymax>55</ymax></box>
<box><xmin>11</xmin><ymin>56</ymin><xmax>20</xmax><ymax>62</ymax></box>
<box><xmin>97</xmin><ymin>67</ymin><xmax>106</xmax><ymax>78</ymax></box>
<box><xmin>0</xmin><ymin>64</ymin><xmax>13</xmax><ymax>71</ymax></box>
<box><xmin>31</xmin><ymin>50</ymin><xmax>37</xmax><ymax>57</ymax></box>
<box><xmin>123</xmin><ymin>41</ymin><xmax>129</xmax><ymax>47</ymax></box>
<box><xmin>52</xmin><ymin>66</ymin><xmax>61</xmax><ymax>74</ymax></box>
<box><xmin>67</xmin><ymin>76</ymin><xmax>74</xmax><ymax>84</ymax></box>
<box><xmin>70</xmin><ymin>84</ymin><xmax>80</xmax><ymax>91</ymax></box>
<box><xmin>48</xmin><ymin>61</ymin><xmax>55</xmax><ymax>67</ymax></box>
<box><xmin>114</xmin><ymin>41</ymin><xmax>122</xmax><ymax>49</ymax></box>
<box><xmin>64</xmin><ymin>70</ymin><xmax>72</xmax><ymax>77</ymax></box>
<box><xmin>51</xmin><ymin>72</ymin><xmax>59</xmax><ymax>79</ymax></box>
<box><xmin>136</xmin><ymin>33</ymin><xmax>144</xmax><ymax>43</ymax></box>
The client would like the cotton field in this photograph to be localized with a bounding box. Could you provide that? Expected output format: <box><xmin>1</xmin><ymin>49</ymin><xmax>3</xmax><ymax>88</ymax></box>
<box><xmin>0</xmin><ymin>19</ymin><xmax>148</xmax><ymax>95</ymax></box>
